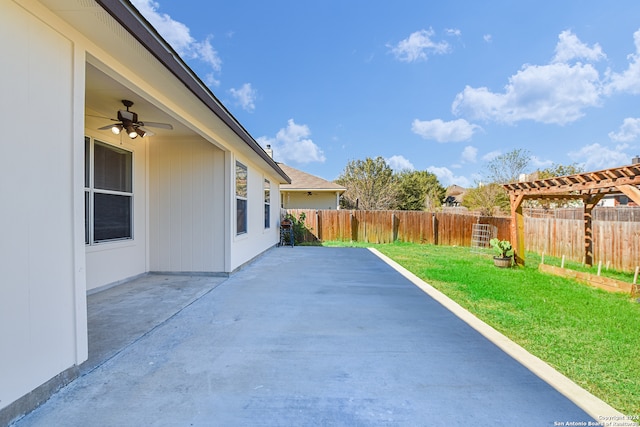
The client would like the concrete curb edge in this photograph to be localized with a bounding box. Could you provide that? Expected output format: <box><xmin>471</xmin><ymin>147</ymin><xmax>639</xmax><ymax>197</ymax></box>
<box><xmin>368</xmin><ymin>247</ymin><xmax>634</xmax><ymax>424</ymax></box>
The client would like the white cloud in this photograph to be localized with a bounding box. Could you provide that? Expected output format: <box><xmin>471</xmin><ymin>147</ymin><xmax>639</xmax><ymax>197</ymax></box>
<box><xmin>389</xmin><ymin>29</ymin><xmax>450</xmax><ymax>62</ymax></box>
<box><xmin>607</xmin><ymin>29</ymin><xmax>640</xmax><ymax>95</ymax></box>
<box><xmin>131</xmin><ymin>0</ymin><xmax>222</xmax><ymax>86</ymax></box>
<box><xmin>131</xmin><ymin>0</ymin><xmax>192</xmax><ymax>51</ymax></box>
<box><xmin>452</xmin><ymin>62</ymin><xmax>602</xmax><ymax>125</ymax></box>
<box><xmin>445</xmin><ymin>28</ymin><xmax>461</xmax><ymax>37</ymax></box>
<box><xmin>257</xmin><ymin>119</ymin><xmax>325</xmax><ymax>164</ymax></box>
<box><xmin>461</xmin><ymin>146</ymin><xmax>478</xmax><ymax>163</ymax></box>
<box><xmin>609</xmin><ymin>117</ymin><xmax>640</xmax><ymax>142</ymax></box>
<box><xmin>411</xmin><ymin>118</ymin><xmax>481</xmax><ymax>142</ymax></box>
<box><xmin>568</xmin><ymin>143</ymin><xmax>631</xmax><ymax>171</ymax></box>
<box><xmin>195</xmin><ymin>37</ymin><xmax>222</xmax><ymax>70</ymax></box>
<box><xmin>229</xmin><ymin>83</ymin><xmax>257</xmax><ymax>112</ymax></box>
<box><xmin>530</xmin><ymin>155</ymin><xmax>553</xmax><ymax>168</ymax></box>
<box><xmin>482</xmin><ymin>150</ymin><xmax>501</xmax><ymax>161</ymax></box>
<box><xmin>452</xmin><ymin>30</ymin><xmax>608</xmax><ymax>126</ymax></box>
<box><xmin>386</xmin><ymin>155</ymin><xmax>415</xmax><ymax>171</ymax></box>
<box><xmin>552</xmin><ymin>30</ymin><xmax>605</xmax><ymax>63</ymax></box>
<box><xmin>483</xmin><ymin>34</ymin><xmax>492</xmax><ymax>43</ymax></box>
<box><xmin>426</xmin><ymin>166</ymin><xmax>472</xmax><ymax>187</ymax></box>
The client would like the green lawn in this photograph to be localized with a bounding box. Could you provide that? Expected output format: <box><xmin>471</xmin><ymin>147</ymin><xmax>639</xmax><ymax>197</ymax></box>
<box><xmin>324</xmin><ymin>241</ymin><xmax>640</xmax><ymax>416</ymax></box>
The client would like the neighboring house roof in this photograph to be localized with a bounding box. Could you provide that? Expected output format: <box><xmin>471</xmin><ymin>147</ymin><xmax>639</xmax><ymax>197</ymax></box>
<box><xmin>446</xmin><ymin>185</ymin><xmax>466</xmax><ymax>197</ymax></box>
<box><xmin>93</xmin><ymin>0</ymin><xmax>290</xmax><ymax>184</ymax></box>
<box><xmin>278</xmin><ymin>164</ymin><xmax>346</xmax><ymax>193</ymax></box>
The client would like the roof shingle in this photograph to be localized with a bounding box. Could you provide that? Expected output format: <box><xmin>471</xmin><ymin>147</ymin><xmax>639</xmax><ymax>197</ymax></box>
<box><xmin>278</xmin><ymin>164</ymin><xmax>346</xmax><ymax>192</ymax></box>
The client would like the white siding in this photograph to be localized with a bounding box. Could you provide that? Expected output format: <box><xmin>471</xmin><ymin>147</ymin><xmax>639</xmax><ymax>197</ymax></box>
<box><xmin>282</xmin><ymin>191</ymin><xmax>339</xmax><ymax>210</ymax></box>
<box><xmin>149</xmin><ymin>138</ymin><xmax>226</xmax><ymax>272</ymax></box>
<box><xmin>229</xmin><ymin>156</ymin><xmax>282</xmax><ymax>270</ymax></box>
<box><xmin>0</xmin><ymin>0</ymin><xmax>288</xmax><ymax>415</ymax></box>
<box><xmin>0</xmin><ymin>2</ymin><xmax>79</xmax><ymax>410</ymax></box>
<box><xmin>84</xmin><ymin>133</ymin><xmax>148</xmax><ymax>291</ymax></box>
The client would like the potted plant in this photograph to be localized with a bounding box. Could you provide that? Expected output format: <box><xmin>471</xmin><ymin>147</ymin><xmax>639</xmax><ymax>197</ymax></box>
<box><xmin>490</xmin><ymin>238</ymin><xmax>513</xmax><ymax>268</ymax></box>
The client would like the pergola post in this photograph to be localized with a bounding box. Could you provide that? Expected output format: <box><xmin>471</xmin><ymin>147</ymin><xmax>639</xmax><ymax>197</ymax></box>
<box><xmin>583</xmin><ymin>194</ymin><xmax>604</xmax><ymax>267</ymax></box>
<box><xmin>502</xmin><ymin>163</ymin><xmax>640</xmax><ymax>269</ymax></box>
<box><xmin>509</xmin><ymin>194</ymin><xmax>525</xmax><ymax>266</ymax></box>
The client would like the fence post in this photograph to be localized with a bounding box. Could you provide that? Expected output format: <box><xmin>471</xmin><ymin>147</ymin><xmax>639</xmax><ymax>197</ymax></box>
<box><xmin>350</xmin><ymin>210</ymin><xmax>358</xmax><ymax>242</ymax></box>
<box><xmin>432</xmin><ymin>212</ymin><xmax>438</xmax><ymax>245</ymax></box>
<box><xmin>392</xmin><ymin>212</ymin><xmax>398</xmax><ymax>242</ymax></box>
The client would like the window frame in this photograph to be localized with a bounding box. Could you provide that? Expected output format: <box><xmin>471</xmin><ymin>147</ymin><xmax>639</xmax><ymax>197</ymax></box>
<box><xmin>235</xmin><ymin>161</ymin><xmax>248</xmax><ymax>235</ymax></box>
<box><xmin>84</xmin><ymin>137</ymin><xmax>134</xmax><ymax>245</ymax></box>
<box><xmin>264</xmin><ymin>178</ymin><xmax>271</xmax><ymax>229</ymax></box>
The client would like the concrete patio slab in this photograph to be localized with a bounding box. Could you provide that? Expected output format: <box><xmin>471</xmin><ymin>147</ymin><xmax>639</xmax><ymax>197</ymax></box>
<box><xmin>83</xmin><ymin>273</ymin><xmax>228</xmax><ymax>374</ymax></box>
<box><xmin>12</xmin><ymin>247</ymin><xmax>606</xmax><ymax>426</ymax></box>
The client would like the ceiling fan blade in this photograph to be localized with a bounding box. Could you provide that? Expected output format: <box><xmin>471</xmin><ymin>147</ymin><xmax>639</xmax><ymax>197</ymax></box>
<box><xmin>138</xmin><ymin>121</ymin><xmax>173</xmax><ymax>130</ymax></box>
<box><xmin>86</xmin><ymin>114</ymin><xmax>116</xmax><ymax>120</ymax></box>
<box><xmin>138</xmin><ymin>126</ymin><xmax>155</xmax><ymax>137</ymax></box>
<box><xmin>98</xmin><ymin>123</ymin><xmax>120</xmax><ymax>130</ymax></box>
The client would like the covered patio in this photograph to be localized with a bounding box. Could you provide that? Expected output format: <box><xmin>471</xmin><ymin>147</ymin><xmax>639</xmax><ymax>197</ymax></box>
<box><xmin>82</xmin><ymin>274</ymin><xmax>228</xmax><ymax>375</ymax></box>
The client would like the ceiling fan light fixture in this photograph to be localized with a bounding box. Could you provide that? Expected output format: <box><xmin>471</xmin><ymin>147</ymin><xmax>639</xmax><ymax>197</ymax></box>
<box><xmin>126</xmin><ymin>125</ymin><xmax>138</xmax><ymax>139</ymax></box>
<box><xmin>99</xmin><ymin>100</ymin><xmax>173</xmax><ymax>138</ymax></box>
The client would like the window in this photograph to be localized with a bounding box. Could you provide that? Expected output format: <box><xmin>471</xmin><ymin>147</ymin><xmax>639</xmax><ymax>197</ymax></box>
<box><xmin>85</xmin><ymin>138</ymin><xmax>133</xmax><ymax>244</ymax></box>
<box><xmin>264</xmin><ymin>179</ymin><xmax>271</xmax><ymax>229</ymax></box>
<box><xmin>236</xmin><ymin>161</ymin><xmax>248</xmax><ymax>235</ymax></box>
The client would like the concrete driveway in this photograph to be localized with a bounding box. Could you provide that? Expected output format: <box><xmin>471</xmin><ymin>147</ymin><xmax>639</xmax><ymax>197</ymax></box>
<box><xmin>13</xmin><ymin>247</ymin><xmax>604</xmax><ymax>426</ymax></box>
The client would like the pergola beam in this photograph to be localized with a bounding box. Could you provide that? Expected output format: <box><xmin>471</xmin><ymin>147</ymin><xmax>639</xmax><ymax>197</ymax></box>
<box><xmin>618</xmin><ymin>184</ymin><xmax>640</xmax><ymax>205</ymax></box>
<box><xmin>504</xmin><ymin>164</ymin><xmax>640</xmax><ymax>196</ymax></box>
<box><xmin>503</xmin><ymin>163</ymin><xmax>640</xmax><ymax>268</ymax></box>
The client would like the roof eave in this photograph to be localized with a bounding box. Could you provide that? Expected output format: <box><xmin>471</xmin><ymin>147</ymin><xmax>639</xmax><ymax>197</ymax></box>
<box><xmin>281</xmin><ymin>188</ymin><xmax>346</xmax><ymax>193</ymax></box>
<box><xmin>94</xmin><ymin>0</ymin><xmax>290</xmax><ymax>184</ymax></box>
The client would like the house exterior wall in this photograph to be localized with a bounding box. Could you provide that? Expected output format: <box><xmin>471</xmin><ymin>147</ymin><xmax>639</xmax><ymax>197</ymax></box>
<box><xmin>282</xmin><ymin>191</ymin><xmax>340</xmax><ymax>210</ymax></box>
<box><xmin>149</xmin><ymin>137</ymin><xmax>226</xmax><ymax>273</ymax></box>
<box><xmin>0</xmin><ymin>0</ymin><xmax>86</xmax><ymax>412</ymax></box>
<box><xmin>229</xmin><ymin>154</ymin><xmax>283</xmax><ymax>270</ymax></box>
<box><xmin>1</xmin><ymin>0</ymin><xmax>288</xmax><ymax>418</ymax></box>
<box><xmin>84</xmin><ymin>123</ymin><xmax>149</xmax><ymax>291</ymax></box>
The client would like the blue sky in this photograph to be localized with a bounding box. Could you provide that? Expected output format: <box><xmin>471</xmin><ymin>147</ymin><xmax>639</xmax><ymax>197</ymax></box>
<box><xmin>132</xmin><ymin>0</ymin><xmax>640</xmax><ymax>187</ymax></box>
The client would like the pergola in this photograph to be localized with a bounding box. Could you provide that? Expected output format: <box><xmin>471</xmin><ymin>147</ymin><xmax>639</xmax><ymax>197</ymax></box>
<box><xmin>502</xmin><ymin>163</ymin><xmax>640</xmax><ymax>266</ymax></box>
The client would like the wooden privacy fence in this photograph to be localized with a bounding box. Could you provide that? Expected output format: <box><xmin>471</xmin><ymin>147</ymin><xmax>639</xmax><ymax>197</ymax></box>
<box><xmin>284</xmin><ymin>209</ymin><xmax>510</xmax><ymax>246</ymax></box>
<box><xmin>525</xmin><ymin>217</ymin><xmax>640</xmax><ymax>272</ymax></box>
<box><xmin>284</xmin><ymin>208</ymin><xmax>640</xmax><ymax>272</ymax></box>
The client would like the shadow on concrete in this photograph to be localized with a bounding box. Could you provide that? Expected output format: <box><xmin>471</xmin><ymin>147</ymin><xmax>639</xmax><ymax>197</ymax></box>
<box><xmin>82</xmin><ymin>274</ymin><xmax>228</xmax><ymax>374</ymax></box>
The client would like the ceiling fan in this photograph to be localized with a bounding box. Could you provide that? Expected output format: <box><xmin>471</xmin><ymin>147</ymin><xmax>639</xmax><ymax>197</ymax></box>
<box><xmin>98</xmin><ymin>100</ymin><xmax>173</xmax><ymax>138</ymax></box>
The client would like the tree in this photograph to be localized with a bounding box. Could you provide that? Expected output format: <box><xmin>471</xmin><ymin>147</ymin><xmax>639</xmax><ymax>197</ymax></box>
<box><xmin>536</xmin><ymin>162</ymin><xmax>584</xmax><ymax>179</ymax></box>
<box><xmin>466</xmin><ymin>148</ymin><xmax>529</xmax><ymax>215</ymax></box>
<box><xmin>336</xmin><ymin>157</ymin><xmax>398</xmax><ymax>210</ymax></box>
<box><xmin>485</xmin><ymin>148</ymin><xmax>531</xmax><ymax>184</ymax></box>
<box><xmin>462</xmin><ymin>183</ymin><xmax>510</xmax><ymax>216</ymax></box>
<box><xmin>395</xmin><ymin>170</ymin><xmax>445</xmax><ymax>211</ymax></box>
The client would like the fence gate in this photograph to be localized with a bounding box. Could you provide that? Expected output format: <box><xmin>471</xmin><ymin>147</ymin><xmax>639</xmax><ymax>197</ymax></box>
<box><xmin>471</xmin><ymin>223</ymin><xmax>497</xmax><ymax>252</ymax></box>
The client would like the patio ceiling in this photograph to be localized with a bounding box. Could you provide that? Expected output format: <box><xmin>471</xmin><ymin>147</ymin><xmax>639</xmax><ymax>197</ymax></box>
<box><xmin>85</xmin><ymin>62</ymin><xmax>194</xmax><ymax>139</ymax></box>
<box><xmin>45</xmin><ymin>0</ymin><xmax>289</xmax><ymax>183</ymax></box>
